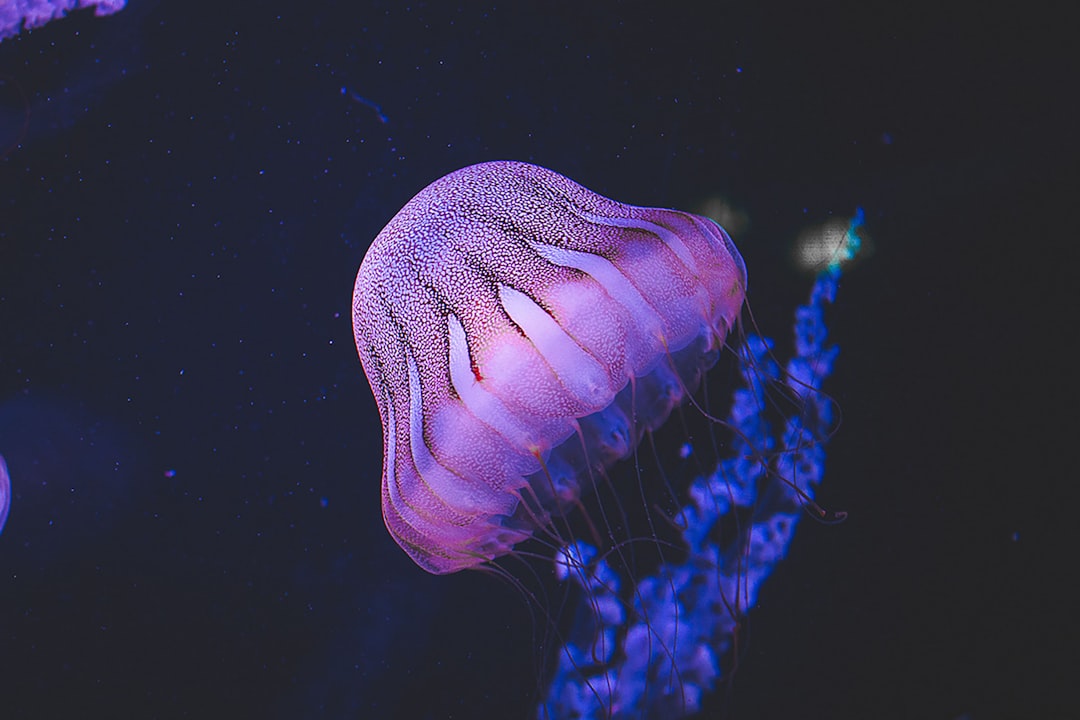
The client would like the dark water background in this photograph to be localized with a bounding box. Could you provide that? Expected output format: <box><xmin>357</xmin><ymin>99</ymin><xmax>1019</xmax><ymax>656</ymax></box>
<box><xmin>1</xmin><ymin>1</ymin><xmax>1074</xmax><ymax>718</ymax></box>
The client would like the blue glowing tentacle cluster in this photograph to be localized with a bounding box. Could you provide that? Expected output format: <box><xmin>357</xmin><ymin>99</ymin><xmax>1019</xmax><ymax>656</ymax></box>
<box><xmin>541</xmin><ymin>263</ymin><xmax>846</xmax><ymax>720</ymax></box>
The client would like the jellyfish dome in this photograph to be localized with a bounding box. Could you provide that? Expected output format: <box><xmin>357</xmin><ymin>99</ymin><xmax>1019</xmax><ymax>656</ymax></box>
<box><xmin>352</xmin><ymin>161</ymin><xmax>747</xmax><ymax>574</ymax></box>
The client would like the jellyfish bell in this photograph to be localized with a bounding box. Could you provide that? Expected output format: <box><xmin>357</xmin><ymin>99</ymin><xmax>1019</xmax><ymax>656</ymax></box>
<box><xmin>351</xmin><ymin>161</ymin><xmax>748</xmax><ymax>576</ymax></box>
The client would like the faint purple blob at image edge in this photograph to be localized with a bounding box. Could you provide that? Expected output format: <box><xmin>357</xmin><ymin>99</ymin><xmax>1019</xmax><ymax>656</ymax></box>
<box><xmin>0</xmin><ymin>0</ymin><xmax>126</xmax><ymax>42</ymax></box>
<box><xmin>0</xmin><ymin>454</ymin><xmax>9</xmax><ymax>534</ymax></box>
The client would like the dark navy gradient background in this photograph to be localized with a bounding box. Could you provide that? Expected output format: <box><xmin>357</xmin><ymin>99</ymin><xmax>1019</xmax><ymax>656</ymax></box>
<box><xmin>0</xmin><ymin>2</ymin><xmax>1072</xmax><ymax>718</ymax></box>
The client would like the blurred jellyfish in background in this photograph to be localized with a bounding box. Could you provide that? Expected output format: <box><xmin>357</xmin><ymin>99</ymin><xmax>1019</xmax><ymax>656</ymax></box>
<box><xmin>0</xmin><ymin>453</ymin><xmax>9</xmax><ymax>534</ymax></box>
<box><xmin>540</xmin><ymin>213</ymin><xmax>861</xmax><ymax>719</ymax></box>
<box><xmin>1</xmin><ymin>0</ymin><xmax>149</xmax><ymax>153</ymax></box>
<box><xmin>794</xmin><ymin>207</ymin><xmax>865</xmax><ymax>273</ymax></box>
<box><xmin>0</xmin><ymin>395</ymin><xmax>144</xmax><ymax>561</ymax></box>
<box><xmin>0</xmin><ymin>0</ymin><xmax>126</xmax><ymax>41</ymax></box>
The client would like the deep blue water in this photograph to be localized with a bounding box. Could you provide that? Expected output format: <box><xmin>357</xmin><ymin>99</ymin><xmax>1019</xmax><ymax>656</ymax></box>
<box><xmin>0</xmin><ymin>1</ymin><xmax>1073</xmax><ymax>718</ymax></box>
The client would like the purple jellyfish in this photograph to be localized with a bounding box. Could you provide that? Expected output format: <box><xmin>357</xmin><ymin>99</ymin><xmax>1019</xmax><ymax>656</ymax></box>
<box><xmin>352</xmin><ymin>161</ymin><xmax>747</xmax><ymax>574</ymax></box>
